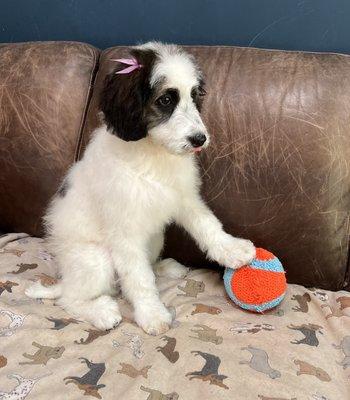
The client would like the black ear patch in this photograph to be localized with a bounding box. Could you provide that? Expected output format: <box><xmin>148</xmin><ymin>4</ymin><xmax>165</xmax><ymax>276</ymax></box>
<box><xmin>99</xmin><ymin>49</ymin><xmax>157</xmax><ymax>141</ymax></box>
<box><xmin>191</xmin><ymin>78</ymin><xmax>206</xmax><ymax>112</ymax></box>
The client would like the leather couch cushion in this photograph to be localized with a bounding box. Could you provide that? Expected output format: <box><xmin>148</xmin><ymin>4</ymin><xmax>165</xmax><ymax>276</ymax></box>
<box><xmin>81</xmin><ymin>46</ymin><xmax>350</xmax><ymax>290</ymax></box>
<box><xmin>0</xmin><ymin>41</ymin><xmax>99</xmax><ymax>236</ymax></box>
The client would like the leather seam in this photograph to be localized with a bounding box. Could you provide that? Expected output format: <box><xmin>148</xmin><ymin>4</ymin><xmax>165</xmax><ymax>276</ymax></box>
<box><xmin>103</xmin><ymin>44</ymin><xmax>350</xmax><ymax>59</ymax></box>
<box><xmin>74</xmin><ymin>46</ymin><xmax>100</xmax><ymax>162</ymax></box>
<box><xmin>343</xmin><ymin>213</ymin><xmax>350</xmax><ymax>290</ymax></box>
<box><xmin>185</xmin><ymin>45</ymin><xmax>350</xmax><ymax>59</ymax></box>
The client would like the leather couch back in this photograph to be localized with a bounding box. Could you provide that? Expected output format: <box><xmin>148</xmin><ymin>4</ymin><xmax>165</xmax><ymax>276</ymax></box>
<box><xmin>0</xmin><ymin>42</ymin><xmax>98</xmax><ymax>235</ymax></box>
<box><xmin>1</xmin><ymin>42</ymin><xmax>350</xmax><ymax>290</ymax></box>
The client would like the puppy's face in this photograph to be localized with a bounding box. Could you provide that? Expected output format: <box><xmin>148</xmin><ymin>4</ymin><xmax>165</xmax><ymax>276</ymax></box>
<box><xmin>100</xmin><ymin>42</ymin><xmax>209</xmax><ymax>155</ymax></box>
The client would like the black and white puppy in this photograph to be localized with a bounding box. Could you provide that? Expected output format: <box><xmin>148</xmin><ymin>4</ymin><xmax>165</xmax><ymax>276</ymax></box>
<box><xmin>26</xmin><ymin>42</ymin><xmax>255</xmax><ymax>335</ymax></box>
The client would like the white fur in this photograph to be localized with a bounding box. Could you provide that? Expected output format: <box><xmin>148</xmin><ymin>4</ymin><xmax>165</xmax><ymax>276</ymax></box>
<box><xmin>25</xmin><ymin>42</ymin><xmax>255</xmax><ymax>335</ymax></box>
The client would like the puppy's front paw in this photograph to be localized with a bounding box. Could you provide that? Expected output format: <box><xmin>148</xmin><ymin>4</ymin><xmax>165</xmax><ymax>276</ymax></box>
<box><xmin>135</xmin><ymin>302</ymin><xmax>172</xmax><ymax>336</ymax></box>
<box><xmin>92</xmin><ymin>303</ymin><xmax>122</xmax><ymax>331</ymax></box>
<box><xmin>210</xmin><ymin>235</ymin><xmax>256</xmax><ymax>269</ymax></box>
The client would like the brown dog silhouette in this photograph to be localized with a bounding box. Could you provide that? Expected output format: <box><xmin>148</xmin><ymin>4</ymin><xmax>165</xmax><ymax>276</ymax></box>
<box><xmin>291</xmin><ymin>293</ymin><xmax>311</xmax><ymax>313</ymax></box>
<box><xmin>117</xmin><ymin>363</ymin><xmax>151</xmax><ymax>378</ymax></box>
<box><xmin>0</xmin><ymin>355</ymin><xmax>7</xmax><ymax>368</ymax></box>
<box><xmin>0</xmin><ymin>249</ymin><xmax>25</xmax><ymax>257</ymax></box>
<box><xmin>0</xmin><ymin>281</ymin><xmax>18</xmax><ymax>296</ymax></box>
<box><xmin>140</xmin><ymin>385</ymin><xmax>179</xmax><ymax>400</ymax></box>
<box><xmin>190</xmin><ymin>324</ymin><xmax>223</xmax><ymax>344</ymax></box>
<box><xmin>20</xmin><ymin>342</ymin><xmax>65</xmax><ymax>365</ymax></box>
<box><xmin>294</xmin><ymin>359</ymin><xmax>331</xmax><ymax>381</ymax></box>
<box><xmin>191</xmin><ymin>303</ymin><xmax>222</xmax><ymax>315</ymax></box>
<box><xmin>34</xmin><ymin>273</ymin><xmax>58</xmax><ymax>286</ymax></box>
<box><xmin>177</xmin><ymin>279</ymin><xmax>205</xmax><ymax>297</ymax></box>
<box><xmin>336</xmin><ymin>296</ymin><xmax>350</xmax><ymax>310</ymax></box>
<box><xmin>75</xmin><ymin>329</ymin><xmax>110</xmax><ymax>345</ymax></box>
<box><xmin>156</xmin><ymin>336</ymin><xmax>179</xmax><ymax>363</ymax></box>
<box><xmin>10</xmin><ymin>263</ymin><xmax>38</xmax><ymax>274</ymax></box>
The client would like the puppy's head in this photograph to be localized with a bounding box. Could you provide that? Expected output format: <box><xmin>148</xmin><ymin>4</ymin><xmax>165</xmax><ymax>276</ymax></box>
<box><xmin>100</xmin><ymin>42</ymin><xmax>209</xmax><ymax>155</ymax></box>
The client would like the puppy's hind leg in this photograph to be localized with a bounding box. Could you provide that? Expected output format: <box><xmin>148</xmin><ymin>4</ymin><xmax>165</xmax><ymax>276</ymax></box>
<box><xmin>149</xmin><ymin>231</ymin><xmax>189</xmax><ymax>279</ymax></box>
<box><xmin>25</xmin><ymin>281</ymin><xmax>62</xmax><ymax>299</ymax></box>
<box><xmin>153</xmin><ymin>258</ymin><xmax>189</xmax><ymax>279</ymax></box>
<box><xmin>55</xmin><ymin>243</ymin><xmax>122</xmax><ymax>330</ymax></box>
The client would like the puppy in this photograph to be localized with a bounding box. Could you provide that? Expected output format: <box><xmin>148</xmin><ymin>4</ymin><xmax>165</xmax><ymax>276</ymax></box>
<box><xmin>26</xmin><ymin>42</ymin><xmax>255</xmax><ymax>335</ymax></box>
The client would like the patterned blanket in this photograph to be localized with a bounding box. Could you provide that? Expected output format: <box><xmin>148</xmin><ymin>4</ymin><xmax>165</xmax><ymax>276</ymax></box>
<box><xmin>0</xmin><ymin>233</ymin><xmax>349</xmax><ymax>400</ymax></box>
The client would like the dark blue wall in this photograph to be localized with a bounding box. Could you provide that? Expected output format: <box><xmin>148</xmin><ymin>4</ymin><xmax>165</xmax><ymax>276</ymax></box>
<box><xmin>1</xmin><ymin>0</ymin><xmax>350</xmax><ymax>53</ymax></box>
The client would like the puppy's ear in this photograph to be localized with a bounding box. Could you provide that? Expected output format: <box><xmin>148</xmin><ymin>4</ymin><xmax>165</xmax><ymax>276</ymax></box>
<box><xmin>99</xmin><ymin>49</ymin><xmax>156</xmax><ymax>141</ymax></box>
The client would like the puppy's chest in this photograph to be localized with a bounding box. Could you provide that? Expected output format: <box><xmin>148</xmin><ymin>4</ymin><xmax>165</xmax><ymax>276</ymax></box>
<box><xmin>100</xmin><ymin>155</ymin><xmax>196</xmax><ymax>229</ymax></box>
<box><xmin>135</xmin><ymin>172</ymin><xmax>181</xmax><ymax>219</ymax></box>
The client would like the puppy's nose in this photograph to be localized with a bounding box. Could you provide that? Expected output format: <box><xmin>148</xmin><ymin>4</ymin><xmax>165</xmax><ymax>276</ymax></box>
<box><xmin>188</xmin><ymin>132</ymin><xmax>207</xmax><ymax>148</ymax></box>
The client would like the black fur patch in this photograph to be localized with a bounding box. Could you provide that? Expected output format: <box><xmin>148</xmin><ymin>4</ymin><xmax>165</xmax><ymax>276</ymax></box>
<box><xmin>191</xmin><ymin>78</ymin><xmax>206</xmax><ymax>112</ymax></box>
<box><xmin>99</xmin><ymin>49</ymin><xmax>157</xmax><ymax>141</ymax></box>
<box><xmin>147</xmin><ymin>88</ymin><xmax>180</xmax><ymax>129</ymax></box>
<box><xmin>57</xmin><ymin>178</ymin><xmax>69</xmax><ymax>197</ymax></box>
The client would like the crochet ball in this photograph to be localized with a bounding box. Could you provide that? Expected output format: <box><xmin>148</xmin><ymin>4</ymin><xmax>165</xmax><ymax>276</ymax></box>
<box><xmin>223</xmin><ymin>248</ymin><xmax>286</xmax><ymax>312</ymax></box>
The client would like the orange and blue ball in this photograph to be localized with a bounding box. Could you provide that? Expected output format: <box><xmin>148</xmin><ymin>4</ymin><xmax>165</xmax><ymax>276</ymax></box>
<box><xmin>223</xmin><ymin>248</ymin><xmax>286</xmax><ymax>312</ymax></box>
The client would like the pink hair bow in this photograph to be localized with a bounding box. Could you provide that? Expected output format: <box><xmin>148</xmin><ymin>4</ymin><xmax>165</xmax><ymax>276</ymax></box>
<box><xmin>111</xmin><ymin>58</ymin><xmax>143</xmax><ymax>74</ymax></box>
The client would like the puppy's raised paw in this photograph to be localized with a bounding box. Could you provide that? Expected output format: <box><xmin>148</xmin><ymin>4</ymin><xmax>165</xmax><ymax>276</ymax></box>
<box><xmin>210</xmin><ymin>235</ymin><xmax>256</xmax><ymax>269</ymax></box>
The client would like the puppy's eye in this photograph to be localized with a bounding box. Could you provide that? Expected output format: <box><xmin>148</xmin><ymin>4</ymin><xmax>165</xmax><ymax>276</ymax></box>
<box><xmin>191</xmin><ymin>86</ymin><xmax>206</xmax><ymax>99</ymax></box>
<box><xmin>156</xmin><ymin>94</ymin><xmax>172</xmax><ymax>107</ymax></box>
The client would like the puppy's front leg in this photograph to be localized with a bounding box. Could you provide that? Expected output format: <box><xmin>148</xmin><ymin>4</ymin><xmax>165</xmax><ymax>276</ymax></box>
<box><xmin>176</xmin><ymin>195</ymin><xmax>255</xmax><ymax>269</ymax></box>
<box><xmin>111</xmin><ymin>244</ymin><xmax>172</xmax><ymax>335</ymax></box>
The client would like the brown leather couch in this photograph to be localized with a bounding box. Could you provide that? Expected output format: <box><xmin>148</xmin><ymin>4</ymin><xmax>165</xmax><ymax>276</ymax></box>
<box><xmin>1</xmin><ymin>41</ymin><xmax>349</xmax><ymax>291</ymax></box>
<box><xmin>1</xmin><ymin>42</ymin><xmax>350</xmax><ymax>400</ymax></box>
